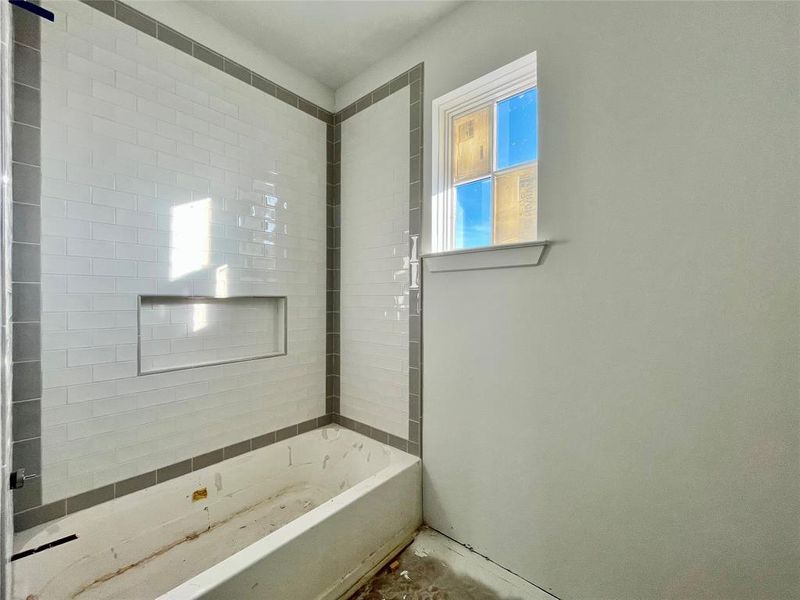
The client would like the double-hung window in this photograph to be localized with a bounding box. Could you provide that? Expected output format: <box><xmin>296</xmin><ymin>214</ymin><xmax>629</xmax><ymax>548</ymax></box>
<box><xmin>432</xmin><ymin>52</ymin><xmax>538</xmax><ymax>252</ymax></box>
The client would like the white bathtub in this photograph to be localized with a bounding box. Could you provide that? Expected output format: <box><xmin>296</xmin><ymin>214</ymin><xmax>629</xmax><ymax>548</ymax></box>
<box><xmin>12</xmin><ymin>426</ymin><xmax>421</xmax><ymax>600</ymax></box>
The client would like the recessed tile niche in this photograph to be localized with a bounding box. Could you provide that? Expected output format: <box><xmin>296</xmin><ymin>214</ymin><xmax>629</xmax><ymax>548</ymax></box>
<box><xmin>138</xmin><ymin>296</ymin><xmax>287</xmax><ymax>374</ymax></box>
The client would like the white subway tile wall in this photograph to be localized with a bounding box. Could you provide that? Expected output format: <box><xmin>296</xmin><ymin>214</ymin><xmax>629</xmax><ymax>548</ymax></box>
<box><xmin>340</xmin><ymin>89</ymin><xmax>410</xmax><ymax>438</ymax></box>
<box><xmin>39</xmin><ymin>1</ymin><xmax>326</xmax><ymax>502</ymax></box>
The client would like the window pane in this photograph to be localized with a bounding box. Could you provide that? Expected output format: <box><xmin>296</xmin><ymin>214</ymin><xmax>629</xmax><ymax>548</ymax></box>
<box><xmin>455</xmin><ymin>178</ymin><xmax>492</xmax><ymax>249</ymax></box>
<box><xmin>452</xmin><ymin>106</ymin><xmax>491</xmax><ymax>183</ymax></box>
<box><xmin>496</xmin><ymin>89</ymin><xmax>538</xmax><ymax>170</ymax></box>
<box><xmin>494</xmin><ymin>164</ymin><xmax>537</xmax><ymax>244</ymax></box>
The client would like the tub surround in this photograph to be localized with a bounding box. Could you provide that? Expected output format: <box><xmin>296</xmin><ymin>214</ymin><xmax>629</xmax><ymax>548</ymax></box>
<box><xmin>12</xmin><ymin>0</ymin><xmax>424</xmax><ymax>532</ymax></box>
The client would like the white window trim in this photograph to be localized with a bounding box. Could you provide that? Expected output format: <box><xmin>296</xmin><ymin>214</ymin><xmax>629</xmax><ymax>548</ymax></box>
<box><xmin>430</xmin><ymin>51</ymin><xmax>538</xmax><ymax>254</ymax></box>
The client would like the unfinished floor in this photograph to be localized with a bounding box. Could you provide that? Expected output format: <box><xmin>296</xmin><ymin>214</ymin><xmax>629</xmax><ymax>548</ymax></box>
<box><xmin>350</xmin><ymin>527</ymin><xmax>555</xmax><ymax>600</ymax></box>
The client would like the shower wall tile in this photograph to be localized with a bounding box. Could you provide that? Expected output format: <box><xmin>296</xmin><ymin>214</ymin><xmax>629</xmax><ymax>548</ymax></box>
<box><xmin>339</xmin><ymin>89</ymin><xmax>410</xmax><ymax>438</ymax></box>
<box><xmin>11</xmin><ymin>1</ymin><xmax>44</xmax><ymax>516</ymax></box>
<box><xmin>37</xmin><ymin>1</ymin><xmax>327</xmax><ymax>503</ymax></box>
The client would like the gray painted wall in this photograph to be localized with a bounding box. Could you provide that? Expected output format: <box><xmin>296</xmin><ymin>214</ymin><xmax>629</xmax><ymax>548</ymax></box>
<box><xmin>339</xmin><ymin>2</ymin><xmax>800</xmax><ymax>599</ymax></box>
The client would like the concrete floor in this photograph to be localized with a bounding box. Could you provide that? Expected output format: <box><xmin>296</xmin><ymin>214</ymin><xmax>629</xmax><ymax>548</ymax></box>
<box><xmin>350</xmin><ymin>527</ymin><xmax>556</xmax><ymax>600</ymax></box>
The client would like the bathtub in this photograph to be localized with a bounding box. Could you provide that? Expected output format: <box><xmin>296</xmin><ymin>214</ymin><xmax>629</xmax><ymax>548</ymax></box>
<box><xmin>12</xmin><ymin>426</ymin><xmax>421</xmax><ymax>600</ymax></box>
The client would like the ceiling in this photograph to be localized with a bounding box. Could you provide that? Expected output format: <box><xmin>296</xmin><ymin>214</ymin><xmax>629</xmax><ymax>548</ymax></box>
<box><xmin>184</xmin><ymin>1</ymin><xmax>462</xmax><ymax>90</ymax></box>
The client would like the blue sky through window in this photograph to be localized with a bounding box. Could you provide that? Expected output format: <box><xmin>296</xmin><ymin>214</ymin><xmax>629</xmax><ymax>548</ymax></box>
<box><xmin>496</xmin><ymin>89</ymin><xmax>538</xmax><ymax>170</ymax></box>
<box><xmin>455</xmin><ymin>178</ymin><xmax>492</xmax><ymax>249</ymax></box>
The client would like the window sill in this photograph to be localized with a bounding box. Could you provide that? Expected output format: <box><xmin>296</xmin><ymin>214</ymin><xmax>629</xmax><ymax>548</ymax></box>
<box><xmin>422</xmin><ymin>240</ymin><xmax>549</xmax><ymax>273</ymax></box>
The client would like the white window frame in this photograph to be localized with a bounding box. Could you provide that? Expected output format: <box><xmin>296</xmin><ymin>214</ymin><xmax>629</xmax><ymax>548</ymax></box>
<box><xmin>430</xmin><ymin>51</ymin><xmax>538</xmax><ymax>253</ymax></box>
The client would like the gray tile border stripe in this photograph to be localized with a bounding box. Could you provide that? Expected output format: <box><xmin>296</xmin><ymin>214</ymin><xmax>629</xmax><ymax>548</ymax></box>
<box><xmin>83</xmin><ymin>0</ymin><xmax>115</xmax><ymax>19</ymax></box>
<box><xmin>115</xmin><ymin>471</ymin><xmax>157</xmax><ymax>497</ymax></box>
<box><xmin>156</xmin><ymin>459</ymin><xmax>192</xmax><ymax>483</ymax></box>
<box><xmin>13</xmin><ymin>499</ymin><xmax>65</xmax><ymax>532</ymax></box>
<box><xmin>14</xmin><ymin>416</ymin><xmax>331</xmax><ymax>531</ymax></box>
<box><xmin>326</xmin><ymin>116</ymin><xmax>341</xmax><ymax>416</ymax></box>
<box><xmin>66</xmin><ymin>485</ymin><xmax>114</xmax><ymax>514</ymax></box>
<box><xmin>275</xmin><ymin>423</ymin><xmax>299</xmax><ymax>442</ymax></box>
<box><xmin>115</xmin><ymin>2</ymin><xmax>156</xmax><ymax>37</ymax></box>
<box><xmin>223</xmin><ymin>439</ymin><xmax>251</xmax><ymax>459</ymax></box>
<box><xmin>192</xmin><ymin>43</ymin><xmax>223</xmax><ymax>70</ymax></box>
<box><xmin>192</xmin><ymin>448</ymin><xmax>223</xmax><ymax>470</ymax></box>
<box><xmin>332</xmin><ymin>413</ymin><xmax>408</xmax><ymax>452</ymax></box>
<box><xmin>156</xmin><ymin>23</ymin><xmax>192</xmax><ymax>56</ymax></box>
<box><xmin>11</xmin><ymin>3</ymin><xmax>43</xmax><ymax>519</ymax></box>
<box><xmin>79</xmin><ymin>0</ymin><xmax>334</xmax><ymax>123</ymax></box>
<box><xmin>407</xmin><ymin>62</ymin><xmax>424</xmax><ymax>458</ymax></box>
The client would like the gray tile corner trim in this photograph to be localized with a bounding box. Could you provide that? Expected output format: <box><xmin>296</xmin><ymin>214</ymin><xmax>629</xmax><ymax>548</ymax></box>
<box><xmin>331</xmin><ymin>64</ymin><xmax>425</xmax><ymax>458</ymax></box>
<box><xmin>78</xmin><ymin>0</ymin><xmax>334</xmax><ymax>124</ymax></box>
<box><xmin>11</xmin><ymin>2</ymin><xmax>43</xmax><ymax>517</ymax></box>
<box><xmin>13</xmin><ymin>415</ymin><xmax>334</xmax><ymax>531</ymax></box>
<box><xmin>336</xmin><ymin>62</ymin><xmax>424</xmax><ymax>124</ymax></box>
<box><xmin>326</xmin><ymin>116</ymin><xmax>341</xmax><ymax>417</ymax></box>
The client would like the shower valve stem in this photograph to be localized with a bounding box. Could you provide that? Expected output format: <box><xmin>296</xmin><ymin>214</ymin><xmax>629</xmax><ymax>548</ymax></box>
<box><xmin>9</xmin><ymin>468</ymin><xmax>39</xmax><ymax>490</ymax></box>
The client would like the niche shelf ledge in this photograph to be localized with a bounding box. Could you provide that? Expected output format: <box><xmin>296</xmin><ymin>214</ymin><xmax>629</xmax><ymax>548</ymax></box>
<box><xmin>422</xmin><ymin>240</ymin><xmax>549</xmax><ymax>273</ymax></box>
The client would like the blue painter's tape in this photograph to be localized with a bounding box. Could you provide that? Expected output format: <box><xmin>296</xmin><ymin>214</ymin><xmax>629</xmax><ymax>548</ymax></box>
<box><xmin>9</xmin><ymin>0</ymin><xmax>55</xmax><ymax>22</ymax></box>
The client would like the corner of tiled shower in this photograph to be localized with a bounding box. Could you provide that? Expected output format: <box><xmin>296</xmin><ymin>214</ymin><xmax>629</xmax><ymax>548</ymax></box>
<box><xmin>4</xmin><ymin>0</ymin><xmax>423</xmax><ymax>562</ymax></box>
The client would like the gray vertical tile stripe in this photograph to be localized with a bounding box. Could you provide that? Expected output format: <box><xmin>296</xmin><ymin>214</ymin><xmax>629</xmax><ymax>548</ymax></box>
<box><xmin>326</xmin><ymin>116</ymin><xmax>341</xmax><ymax>417</ymax></box>
<box><xmin>12</xmin><ymin>361</ymin><xmax>40</xmax><ymax>402</ymax></box>
<box><xmin>11</xmin><ymin>439</ymin><xmax>42</xmax><ymax>512</ymax></box>
<box><xmin>12</xmin><ymin>43</ymin><xmax>40</xmax><ymax>89</ymax></box>
<box><xmin>12</xmin><ymin>399</ymin><xmax>40</xmax><ymax>441</ymax></box>
<box><xmin>11</xmin><ymin>2</ymin><xmax>43</xmax><ymax>520</ymax></box>
<box><xmin>12</xmin><ymin>83</ymin><xmax>40</xmax><ymax>127</ymax></box>
<box><xmin>12</xmin><ymin>163</ymin><xmax>40</xmax><ymax>205</ymax></box>
<box><xmin>12</xmin><ymin>242</ymin><xmax>40</xmax><ymax>282</ymax></box>
<box><xmin>12</xmin><ymin>202</ymin><xmax>40</xmax><ymax>243</ymax></box>
<box><xmin>12</xmin><ymin>6</ymin><xmax>41</xmax><ymax>49</ymax></box>
<box><xmin>408</xmin><ymin>65</ymin><xmax>424</xmax><ymax>458</ymax></box>
<box><xmin>12</xmin><ymin>283</ymin><xmax>40</xmax><ymax>322</ymax></box>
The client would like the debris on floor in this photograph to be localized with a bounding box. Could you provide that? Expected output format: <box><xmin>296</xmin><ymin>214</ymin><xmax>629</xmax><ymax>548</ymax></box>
<box><xmin>348</xmin><ymin>527</ymin><xmax>546</xmax><ymax>600</ymax></box>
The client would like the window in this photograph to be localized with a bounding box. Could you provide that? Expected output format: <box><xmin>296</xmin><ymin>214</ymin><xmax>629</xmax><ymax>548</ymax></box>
<box><xmin>432</xmin><ymin>52</ymin><xmax>538</xmax><ymax>253</ymax></box>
